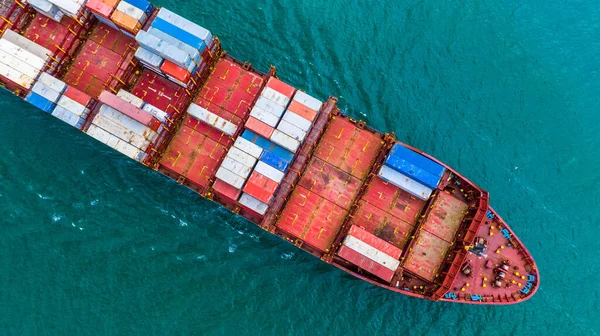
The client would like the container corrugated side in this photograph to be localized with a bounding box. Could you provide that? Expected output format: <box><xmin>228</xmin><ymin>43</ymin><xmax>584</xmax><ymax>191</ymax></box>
<box><xmin>157</xmin><ymin>8</ymin><xmax>213</xmax><ymax>46</ymax></box>
<box><xmin>287</xmin><ymin>100</ymin><xmax>318</xmax><ymax>122</ymax></box>
<box><xmin>249</xmin><ymin>106</ymin><xmax>279</xmax><ymax>127</ymax></box>
<box><xmin>160</xmin><ymin>60</ymin><xmax>191</xmax><ymax>84</ymax></box>
<box><xmin>0</xmin><ymin>48</ymin><xmax>40</xmax><ymax>80</ymax></box>
<box><xmin>0</xmin><ymin>62</ymin><xmax>35</xmax><ymax>88</ymax></box>
<box><xmin>1</xmin><ymin>30</ymin><xmax>51</xmax><ymax>62</ymax></box>
<box><xmin>52</xmin><ymin>106</ymin><xmax>86</xmax><ymax>128</ymax></box>
<box><xmin>212</xmin><ymin>179</ymin><xmax>241</xmax><ymax>201</ymax></box>
<box><xmin>388</xmin><ymin>144</ymin><xmax>445</xmax><ymax>177</ymax></box>
<box><xmin>265</xmin><ymin>77</ymin><xmax>296</xmax><ymax>98</ymax></box>
<box><xmin>97</xmin><ymin>104</ymin><xmax>158</xmax><ymax>142</ymax></box>
<box><xmin>377</xmin><ymin>165</ymin><xmax>432</xmax><ymax>201</ymax></box>
<box><xmin>147</xmin><ymin>28</ymin><xmax>200</xmax><ymax>63</ymax></box>
<box><xmin>215</xmin><ymin>166</ymin><xmax>246</xmax><ymax>190</ymax></box>
<box><xmin>245</xmin><ymin>116</ymin><xmax>274</xmax><ymax>139</ymax></box>
<box><xmin>38</xmin><ymin>72</ymin><xmax>67</xmax><ymax>94</ymax></box>
<box><xmin>220</xmin><ymin>156</ymin><xmax>252</xmax><ymax>180</ymax></box>
<box><xmin>64</xmin><ymin>86</ymin><xmax>91</xmax><ymax>107</ymax></box>
<box><xmin>0</xmin><ymin>39</ymin><xmax>47</xmax><ymax>71</ymax></box>
<box><xmin>57</xmin><ymin>95</ymin><xmax>89</xmax><ymax>117</ymax></box>
<box><xmin>117</xmin><ymin>89</ymin><xmax>145</xmax><ymax>108</ymax></box>
<box><xmin>116</xmin><ymin>1</ymin><xmax>147</xmax><ymax>22</ymax></box>
<box><xmin>135</xmin><ymin>47</ymin><xmax>164</xmax><ymax>68</ymax></box>
<box><xmin>86</xmin><ymin>0</ymin><xmax>116</xmax><ymax>18</ymax></box>
<box><xmin>342</xmin><ymin>236</ymin><xmax>400</xmax><ymax>271</ymax></box>
<box><xmin>233</xmin><ymin>137</ymin><xmax>263</xmax><ymax>159</ymax></box>
<box><xmin>337</xmin><ymin>245</ymin><xmax>395</xmax><ymax>282</ymax></box>
<box><xmin>270</xmin><ymin>129</ymin><xmax>300</xmax><ymax>153</ymax></box>
<box><xmin>254</xmin><ymin>161</ymin><xmax>284</xmax><ymax>184</ymax></box>
<box><xmin>238</xmin><ymin>193</ymin><xmax>268</xmax><ymax>215</ymax></box>
<box><xmin>25</xmin><ymin>91</ymin><xmax>55</xmax><ymax>112</ymax></box>
<box><xmin>258</xmin><ymin>89</ymin><xmax>290</xmax><ymax>109</ymax></box>
<box><xmin>187</xmin><ymin>103</ymin><xmax>237</xmax><ymax>136</ymax></box>
<box><xmin>32</xmin><ymin>81</ymin><xmax>62</xmax><ymax>103</ymax></box>
<box><xmin>92</xmin><ymin>113</ymin><xmax>151</xmax><ymax>150</ymax></box>
<box><xmin>383</xmin><ymin>155</ymin><xmax>441</xmax><ymax>189</ymax></box>
<box><xmin>87</xmin><ymin>124</ymin><xmax>147</xmax><ymax>162</ymax></box>
<box><xmin>276</xmin><ymin>119</ymin><xmax>307</xmax><ymax>142</ymax></box>
<box><xmin>243</xmin><ymin>171</ymin><xmax>279</xmax><ymax>204</ymax></box>
<box><xmin>98</xmin><ymin>91</ymin><xmax>161</xmax><ymax>132</ymax></box>
<box><xmin>226</xmin><ymin>147</ymin><xmax>257</xmax><ymax>168</ymax></box>
<box><xmin>150</xmin><ymin>17</ymin><xmax>206</xmax><ymax>53</ymax></box>
<box><xmin>292</xmin><ymin>91</ymin><xmax>323</xmax><ymax>112</ymax></box>
<box><xmin>259</xmin><ymin>151</ymin><xmax>289</xmax><ymax>173</ymax></box>
<box><xmin>347</xmin><ymin>225</ymin><xmax>402</xmax><ymax>259</ymax></box>
<box><xmin>254</xmin><ymin>96</ymin><xmax>285</xmax><ymax>118</ymax></box>
<box><xmin>281</xmin><ymin>111</ymin><xmax>312</xmax><ymax>132</ymax></box>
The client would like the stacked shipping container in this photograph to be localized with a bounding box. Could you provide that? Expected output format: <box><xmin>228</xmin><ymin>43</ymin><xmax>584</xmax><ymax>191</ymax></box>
<box><xmin>86</xmin><ymin>0</ymin><xmax>152</xmax><ymax>37</ymax></box>
<box><xmin>0</xmin><ymin>30</ymin><xmax>51</xmax><ymax>91</ymax></box>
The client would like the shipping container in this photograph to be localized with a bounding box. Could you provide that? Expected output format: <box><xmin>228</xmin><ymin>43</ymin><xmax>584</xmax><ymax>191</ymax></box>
<box><xmin>254</xmin><ymin>161</ymin><xmax>284</xmax><ymax>184</ymax></box>
<box><xmin>97</xmin><ymin>104</ymin><xmax>158</xmax><ymax>142</ymax></box>
<box><xmin>94</xmin><ymin>12</ymin><xmax>120</xmax><ymax>30</ymax></box>
<box><xmin>92</xmin><ymin>113</ymin><xmax>151</xmax><ymax>150</ymax></box>
<box><xmin>148</xmin><ymin>28</ymin><xmax>200</xmax><ymax>63</ymax></box>
<box><xmin>265</xmin><ymin>77</ymin><xmax>295</xmax><ymax>98</ymax></box>
<box><xmin>48</xmin><ymin>0</ymin><xmax>80</xmax><ymax>17</ymax></box>
<box><xmin>117</xmin><ymin>89</ymin><xmax>145</xmax><ymax>108</ymax></box>
<box><xmin>124</xmin><ymin>0</ymin><xmax>153</xmax><ymax>14</ymax></box>
<box><xmin>226</xmin><ymin>147</ymin><xmax>257</xmax><ymax>168</ymax></box>
<box><xmin>160</xmin><ymin>60</ymin><xmax>191</xmax><ymax>84</ymax></box>
<box><xmin>286</xmin><ymin>100</ymin><xmax>318</xmax><ymax>122</ymax></box>
<box><xmin>215</xmin><ymin>166</ymin><xmax>246</xmax><ymax>190</ymax></box>
<box><xmin>233</xmin><ymin>137</ymin><xmax>263</xmax><ymax>159</ymax></box>
<box><xmin>0</xmin><ymin>39</ymin><xmax>47</xmax><ymax>71</ymax></box>
<box><xmin>346</xmin><ymin>225</ymin><xmax>403</xmax><ymax>259</ymax></box>
<box><xmin>25</xmin><ymin>91</ymin><xmax>56</xmax><ymax>113</ymax></box>
<box><xmin>0</xmin><ymin>48</ymin><xmax>40</xmax><ymax>80</ymax></box>
<box><xmin>212</xmin><ymin>178</ymin><xmax>241</xmax><ymax>201</ymax></box>
<box><xmin>270</xmin><ymin>129</ymin><xmax>300</xmax><ymax>153</ymax></box>
<box><xmin>116</xmin><ymin>1</ymin><xmax>147</xmax><ymax>23</ymax></box>
<box><xmin>98</xmin><ymin>91</ymin><xmax>162</xmax><ymax>132</ymax></box>
<box><xmin>377</xmin><ymin>165</ymin><xmax>433</xmax><ymax>201</ymax></box>
<box><xmin>86</xmin><ymin>0</ymin><xmax>116</xmax><ymax>19</ymax></box>
<box><xmin>1</xmin><ymin>30</ymin><xmax>51</xmax><ymax>63</ymax></box>
<box><xmin>32</xmin><ymin>81</ymin><xmax>62</xmax><ymax>103</ymax></box>
<box><xmin>111</xmin><ymin>10</ymin><xmax>142</xmax><ymax>34</ymax></box>
<box><xmin>249</xmin><ymin>106</ymin><xmax>279</xmax><ymax>127</ymax></box>
<box><xmin>342</xmin><ymin>236</ymin><xmax>400</xmax><ymax>271</ymax></box>
<box><xmin>254</xmin><ymin>96</ymin><xmax>285</xmax><ymax>118</ymax></box>
<box><xmin>292</xmin><ymin>90</ymin><xmax>323</xmax><ymax>112</ymax></box>
<box><xmin>135</xmin><ymin>31</ymin><xmax>195</xmax><ymax>72</ymax></box>
<box><xmin>56</xmin><ymin>95</ymin><xmax>89</xmax><ymax>117</ymax></box>
<box><xmin>259</xmin><ymin>151</ymin><xmax>289</xmax><ymax>173</ymax></box>
<box><xmin>142</xmin><ymin>103</ymin><xmax>168</xmax><ymax>123</ymax></box>
<box><xmin>238</xmin><ymin>193</ymin><xmax>268</xmax><ymax>215</ymax></box>
<box><xmin>135</xmin><ymin>47</ymin><xmax>164</xmax><ymax>69</ymax></box>
<box><xmin>29</xmin><ymin>0</ymin><xmax>64</xmax><ymax>22</ymax></box>
<box><xmin>388</xmin><ymin>144</ymin><xmax>445</xmax><ymax>177</ymax></box>
<box><xmin>243</xmin><ymin>171</ymin><xmax>279</xmax><ymax>204</ymax></box>
<box><xmin>220</xmin><ymin>156</ymin><xmax>252</xmax><ymax>180</ymax></box>
<box><xmin>281</xmin><ymin>110</ymin><xmax>312</xmax><ymax>132</ymax></box>
<box><xmin>337</xmin><ymin>245</ymin><xmax>396</xmax><ymax>283</ymax></box>
<box><xmin>150</xmin><ymin>16</ymin><xmax>206</xmax><ymax>53</ymax></box>
<box><xmin>245</xmin><ymin>116</ymin><xmax>274</xmax><ymax>139</ymax></box>
<box><xmin>241</xmin><ymin>130</ymin><xmax>294</xmax><ymax>163</ymax></box>
<box><xmin>51</xmin><ymin>106</ymin><xmax>86</xmax><ymax>128</ymax></box>
<box><xmin>276</xmin><ymin>119</ymin><xmax>307</xmax><ymax>142</ymax></box>
<box><xmin>383</xmin><ymin>155</ymin><xmax>442</xmax><ymax>190</ymax></box>
<box><xmin>260</xmin><ymin>87</ymin><xmax>290</xmax><ymax>108</ymax></box>
<box><xmin>0</xmin><ymin>62</ymin><xmax>34</xmax><ymax>89</ymax></box>
<box><xmin>38</xmin><ymin>73</ymin><xmax>67</xmax><ymax>94</ymax></box>
<box><xmin>157</xmin><ymin>8</ymin><xmax>213</xmax><ymax>46</ymax></box>
<box><xmin>87</xmin><ymin>124</ymin><xmax>147</xmax><ymax>162</ymax></box>
<box><xmin>187</xmin><ymin>103</ymin><xmax>238</xmax><ymax>136</ymax></box>
<box><xmin>63</xmin><ymin>86</ymin><xmax>91</xmax><ymax>107</ymax></box>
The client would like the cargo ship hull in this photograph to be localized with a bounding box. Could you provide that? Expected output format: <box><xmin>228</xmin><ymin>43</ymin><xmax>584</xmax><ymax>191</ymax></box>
<box><xmin>0</xmin><ymin>0</ymin><xmax>538</xmax><ymax>304</ymax></box>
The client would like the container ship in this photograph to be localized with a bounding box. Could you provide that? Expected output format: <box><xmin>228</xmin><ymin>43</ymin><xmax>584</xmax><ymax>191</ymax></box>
<box><xmin>0</xmin><ymin>0</ymin><xmax>539</xmax><ymax>304</ymax></box>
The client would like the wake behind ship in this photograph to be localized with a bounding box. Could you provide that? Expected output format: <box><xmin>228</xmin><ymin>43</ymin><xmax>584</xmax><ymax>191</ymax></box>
<box><xmin>0</xmin><ymin>0</ymin><xmax>539</xmax><ymax>304</ymax></box>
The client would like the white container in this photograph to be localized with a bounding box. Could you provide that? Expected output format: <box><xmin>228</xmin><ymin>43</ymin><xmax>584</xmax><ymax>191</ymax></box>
<box><xmin>48</xmin><ymin>0</ymin><xmax>81</xmax><ymax>17</ymax></box>
<box><xmin>52</xmin><ymin>106</ymin><xmax>85</xmax><ymax>128</ymax></box>
<box><xmin>255</xmin><ymin>96</ymin><xmax>285</xmax><ymax>117</ymax></box>
<box><xmin>92</xmin><ymin>113</ymin><xmax>151</xmax><ymax>150</ymax></box>
<box><xmin>0</xmin><ymin>48</ymin><xmax>40</xmax><ymax>79</ymax></box>
<box><xmin>116</xmin><ymin>1</ymin><xmax>147</xmax><ymax>22</ymax></box>
<box><xmin>215</xmin><ymin>166</ymin><xmax>245</xmax><ymax>189</ymax></box>
<box><xmin>148</xmin><ymin>28</ymin><xmax>200</xmax><ymax>63</ymax></box>
<box><xmin>226</xmin><ymin>147</ymin><xmax>257</xmax><ymax>168</ymax></box>
<box><xmin>157</xmin><ymin>8</ymin><xmax>213</xmax><ymax>46</ymax></box>
<box><xmin>38</xmin><ymin>72</ymin><xmax>67</xmax><ymax>94</ymax></box>
<box><xmin>29</xmin><ymin>0</ymin><xmax>56</xmax><ymax>12</ymax></box>
<box><xmin>0</xmin><ymin>39</ymin><xmax>46</xmax><ymax>70</ymax></box>
<box><xmin>277</xmin><ymin>119</ymin><xmax>307</xmax><ymax>142</ymax></box>
<box><xmin>270</xmin><ymin>129</ymin><xmax>300</xmax><ymax>153</ymax></box>
<box><xmin>32</xmin><ymin>81</ymin><xmax>62</xmax><ymax>103</ymax></box>
<box><xmin>282</xmin><ymin>111</ymin><xmax>312</xmax><ymax>132</ymax></box>
<box><xmin>238</xmin><ymin>193</ymin><xmax>268</xmax><ymax>215</ymax></box>
<box><xmin>220</xmin><ymin>157</ymin><xmax>252</xmax><ymax>180</ymax></box>
<box><xmin>135</xmin><ymin>31</ymin><xmax>194</xmax><ymax>72</ymax></box>
<box><xmin>233</xmin><ymin>137</ymin><xmax>263</xmax><ymax>159</ymax></box>
<box><xmin>57</xmin><ymin>95</ymin><xmax>89</xmax><ymax>117</ymax></box>
<box><xmin>117</xmin><ymin>89</ymin><xmax>145</xmax><ymax>108</ymax></box>
<box><xmin>249</xmin><ymin>106</ymin><xmax>279</xmax><ymax>127</ymax></box>
<box><xmin>343</xmin><ymin>236</ymin><xmax>400</xmax><ymax>271</ymax></box>
<box><xmin>254</xmin><ymin>161</ymin><xmax>284</xmax><ymax>184</ymax></box>
<box><xmin>142</xmin><ymin>103</ymin><xmax>168</xmax><ymax>123</ymax></box>
<box><xmin>187</xmin><ymin>103</ymin><xmax>237</xmax><ymax>136</ymax></box>
<box><xmin>0</xmin><ymin>62</ymin><xmax>34</xmax><ymax>88</ymax></box>
<box><xmin>260</xmin><ymin>87</ymin><xmax>290</xmax><ymax>108</ymax></box>
<box><xmin>97</xmin><ymin>104</ymin><xmax>158</xmax><ymax>142</ymax></box>
<box><xmin>135</xmin><ymin>47</ymin><xmax>164</xmax><ymax>69</ymax></box>
<box><xmin>293</xmin><ymin>90</ymin><xmax>323</xmax><ymax>112</ymax></box>
<box><xmin>378</xmin><ymin>165</ymin><xmax>433</xmax><ymax>201</ymax></box>
<box><xmin>87</xmin><ymin>124</ymin><xmax>147</xmax><ymax>162</ymax></box>
<box><xmin>1</xmin><ymin>30</ymin><xmax>51</xmax><ymax>62</ymax></box>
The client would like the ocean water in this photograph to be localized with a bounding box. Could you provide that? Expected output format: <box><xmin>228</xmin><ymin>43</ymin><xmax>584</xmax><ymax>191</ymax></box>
<box><xmin>1</xmin><ymin>0</ymin><xmax>598</xmax><ymax>334</ymax></box>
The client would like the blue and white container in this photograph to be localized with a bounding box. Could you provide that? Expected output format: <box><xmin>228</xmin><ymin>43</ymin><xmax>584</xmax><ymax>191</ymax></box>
<box><xmin>25</xmin><ymin>91</ymin><xmax>56</xmax><ymax>113</ymax></box>
<box><xmin>387</xmin><ymin>144</ymin><xmax>445</xmax><ymax>178</ymax></box>
<box><xmin>32</xmin><ymin>81</ymin><xmax>62</xmax><ymax>103</ymax></box>
<box><xmin>259</xmin><ymin>151</ymin><xmax>290</xmax><ymax>173</ymax></box>
<box><xmin>124</xmin><ymin>0</ymin><xmax>154</xmax><ymax>15</ymax></box>
<box><xmin>156</xmin><ymin>8</ymin><xmax>213</xmax><ymax>46</ymax></box>
<box><xmin>378</xmin><ymin>165</ymin><xmax>433</xmax><ymax>201</ymax></box>
<box><xmin>147</xmin><ymin>27</ymin><xmax>201</xmax><ymax>64</ymax></box>
<box><xmin>135</xmin><ymin>31</ymin><xmax>195</xmax><ymax>73</ymax></box>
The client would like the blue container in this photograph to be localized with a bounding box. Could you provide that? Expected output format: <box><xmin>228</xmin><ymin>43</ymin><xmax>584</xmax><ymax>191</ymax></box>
<box><xmin>147</xmin><ymin>28</ymin><xmax>201</xmax><ymax>64</ymax></box>
<box><xmin>260</xmin><ymin>151</ymin><xmax>289</xmax><ymax>173</ymax></box>
<box><xmin>26</xmin><ymin>91</ymin><xmax>56</xmax><ymax>113</ymax></box>
<box><xmin>151</xmin><ymin>17</ymin><xmax>206</xmax><ymax>53</ymax></box>
<box><xmin>388</xmin><ymin>144</ymin><xmax>445</xmax><ymax>177</ymax></box>
<box><xmin>241</xmin><ymin>130</ymin><xmax>294</xmax><ymax>163</ymax></box>
<box><xmin>123</xmin><ymin>0</ymin><xmax>153</xmax><ymax>14</ymax></box>
<box><xmin>384</xmin><ymin>156</ymin><xmax>441</xmax><ymax>189</ymax></box>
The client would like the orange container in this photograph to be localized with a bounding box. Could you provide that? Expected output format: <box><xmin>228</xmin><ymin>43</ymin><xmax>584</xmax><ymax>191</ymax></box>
<box><xmin>287</xmin><ymin>101</ymin><xmax>318</xmax><ymax>122</ymax></box>
<box><xmin>160</xmin><ymin>60</ymin><xmax>191</xmax><ymax>83</ymax></box>
<box><xmin>266</xmin><ymin>77</ymin><xmax>296</xmax><ymax>98</ymax></box>
<box><xmin>245</xmin><ymin>116</ymin><xmax>274</xmax><ymax>139</ymax></box>
<box><xmin>243</xmin><ymin>171</ymin><xmax>279</xmax><ymax>204</ymax></box>
<box><xmin>110</xmin><ymin>10</ymin><xmax>141</xmax><ymax>34</ymax></box>
<box><xmin>86</xmin><ymin>0</ymin><xmax>115</xmax><ymax>17</ymax></box>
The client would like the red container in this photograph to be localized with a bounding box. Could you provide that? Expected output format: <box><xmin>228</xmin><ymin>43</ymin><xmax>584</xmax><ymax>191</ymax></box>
<box><xmin>245</xmin><ymin>116</ymin><xmax>274</xmax><ymax>139</ymax></box>
<box><xmin>64</xmin><ymin>86</ymin><xmax>92</xmax><ymax>107</ymax></box>
<box><xmin>212</xmin><ymin>179</ymin><xmax>241</xmax><ymax>201</ymax></box>
<box><xmin>347</xmin><ymin>225</ymin><xmax>403</xmax><ymax>259</ymax></box>
<box><xmin>337</xmin><ymin>245</ymin><xmax>395</xmax><ymax>282</ymax></box>
<box><xmin>266</xmin><ymin>77</ymin><xmax>296</xmax><ymax>98</ymax></box>
<box><xmin>243</xmin><ymin>171</ymin><xmax>278</xmax><ymax>204</ymax></box>
<box><xmin>287</xmin><ymin>101</ymin><xmax>318</xmax><ymax>122</ymax></box>
<box><xmin>85</xmin><ymin>0</ymin><xmax>115</xmax><ymax>17</ymax></box>
<box><xmin>160</xmin><ymin>60</ymin><xmax>191</xmax><ymax>84</ymax></box>
<box><xmin>98</xmin><ymin>91</ymin><xmax>161</xmax><ymax>131</ymax></box>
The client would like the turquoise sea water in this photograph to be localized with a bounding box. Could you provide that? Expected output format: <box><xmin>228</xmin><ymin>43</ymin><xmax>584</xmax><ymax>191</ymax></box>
<box><xmin>1</xmin><ymin>0</ymin><xmax>598</xmax><ymax>334</ymax></box>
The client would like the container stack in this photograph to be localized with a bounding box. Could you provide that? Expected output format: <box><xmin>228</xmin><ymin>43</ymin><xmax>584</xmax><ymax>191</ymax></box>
<box><xmin>378</xmin><ymin>144</ymin><xmax>446</xmax><ymax>201</ymax></box>
<box><xmin>51</xmin><ymin>85</ymin><xmax>92</xmax><ymax>129</ymax></box>
<box><xmin>25</xmin><ymin>72</ymin><xmax>66</xmax><ymax>113</ymax></box>
<box><xmin>187</xmin><ymin>103</ymin><xmax>238</xmax><ymax>136</ymax></box>
<box><xmin>272</xmin><ymin>89</ymin><xmax>323</xmax><ymax>152</ymax></box>
<box><xmin>110</xmin><ymin>0</ymin><xmax>153</xmax><ymax>38</ymax></box>
<box><xmin>213</xmin><ymin>138</ymin><xmax>261</xmax><ymax>204</ymax></box>
<box><xmin>133</xmin><ymin>7</ymin><xmax>213</xmax><ymax>88</ymax></box>
<box><xmin>0</xmin><ymin>30</ymin><xmax>51</xmax><ymax>91</ymax></box>
<box><xmin>28</xmin><ymin>0</ymin><xmax>65</xmax><ymax>22</ymax></box>
<box><xmin>85</xmin><ymin>0</ymin><xmax>120</xmax><ymax>30</ymax></box>
<box><xmin>86</xmin><ymin>90</ymin><xmax>163</xmax><ymax>162</ymax></box>
<box><xmin>337</xmin><ymin>225</ymin><xmax>402</xmax><ymax>282</ymax></box>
